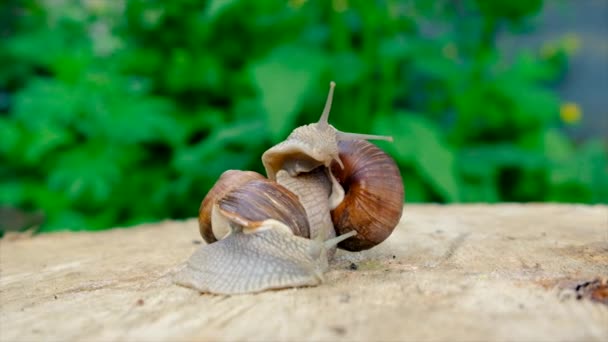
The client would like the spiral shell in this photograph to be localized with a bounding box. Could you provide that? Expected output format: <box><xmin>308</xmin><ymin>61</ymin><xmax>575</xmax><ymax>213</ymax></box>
<box><xmin>217</xmin><ymin>178</ymin><xmax>310</xmax><ymax>238</ymax></box>
<box><xmin>198</xmin><ymin>170</ymin><xmax>265</xmax><ymax>243</ymax></box>
<box><xmin>330</xmin><ymin>140</ymin><xmax>404</xmax><ymax>251</ymax></box>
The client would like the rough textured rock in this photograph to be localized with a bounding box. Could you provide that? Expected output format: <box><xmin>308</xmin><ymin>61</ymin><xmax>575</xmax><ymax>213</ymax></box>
<box><xmin>1</xmin><ymin>204</ymin><xmax>607</xmax><ymax>341</ymax></box>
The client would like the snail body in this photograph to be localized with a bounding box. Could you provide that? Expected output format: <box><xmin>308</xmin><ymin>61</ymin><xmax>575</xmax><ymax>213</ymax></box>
<box><xmin>174</xmin><ymin>82</ymin><xmax>403</xmax><ymax>295</ymax></box>
<box><xmin>275</xmin><ymin>167</ymin><xmax>337</xmax><ymax>245</ymax></box>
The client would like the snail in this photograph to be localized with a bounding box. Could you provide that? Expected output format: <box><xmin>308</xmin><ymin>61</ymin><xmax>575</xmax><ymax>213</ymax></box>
<box><xmin>174</xmin><ymin>82</ymin><xmax>404</xmax><ymax>295</ymax></box>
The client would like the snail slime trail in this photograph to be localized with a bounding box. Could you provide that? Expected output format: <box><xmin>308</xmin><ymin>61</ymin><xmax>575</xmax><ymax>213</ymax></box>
<box><xmin>174</xmin><ymin>81</ymin><xmax>404</xmax><ymax>295</ymax></box>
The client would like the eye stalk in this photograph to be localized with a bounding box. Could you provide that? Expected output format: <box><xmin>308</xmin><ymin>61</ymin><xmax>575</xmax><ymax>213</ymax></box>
<box><xmin>317</xmin><ymin>81</ymin><xmax>335</xmax><ymax>129</ymax></box>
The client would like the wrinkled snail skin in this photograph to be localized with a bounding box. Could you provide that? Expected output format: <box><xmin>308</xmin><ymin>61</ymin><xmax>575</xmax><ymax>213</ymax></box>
<box><xmin>275</xmin><ymin>168</ymin><xmax>337</xmax><ymax>246</ymax></box>
<box><xmin>174</xmin><ymin>220</ymin><xmax>328</xmax><ymax>295</ymax></box>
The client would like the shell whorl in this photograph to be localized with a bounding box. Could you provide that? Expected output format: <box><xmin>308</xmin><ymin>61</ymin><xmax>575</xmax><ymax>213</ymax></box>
<box><xmin>198</xmin><ymin>170</ymin><xmax>265</xmax><ymax>243</ymax></box>
<box><xmin>217</xmin><ymin>178</ymin><xmax>310</xmax><ymax>239</ymax></box>
<box><xmin>330</xmin><ymin>139</ymin><xmax>404</xmax><ymax>251</ymax></box>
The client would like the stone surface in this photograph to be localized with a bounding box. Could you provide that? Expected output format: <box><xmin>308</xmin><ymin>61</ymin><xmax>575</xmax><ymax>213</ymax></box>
<box><xmin>1</xmin><ymin>204</ymin><xmax>607</xmax><ymax>341</ymax></box>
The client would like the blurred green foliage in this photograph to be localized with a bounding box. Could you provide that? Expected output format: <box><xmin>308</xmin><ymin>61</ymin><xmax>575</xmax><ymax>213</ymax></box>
<box><xmin>1</xmin><ymin>0</ymin><xmax>606</xmax><ymax>233</ymax></box>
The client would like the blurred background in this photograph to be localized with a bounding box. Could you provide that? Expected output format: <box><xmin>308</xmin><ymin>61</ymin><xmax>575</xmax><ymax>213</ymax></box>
<box><xmin>0</xmin><ymin>0</ymin><xmax>606</xmax><ymax>234</ymax></box>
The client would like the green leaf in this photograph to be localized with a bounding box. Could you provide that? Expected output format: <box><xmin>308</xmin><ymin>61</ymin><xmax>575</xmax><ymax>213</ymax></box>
<box><xmin>0</xmin><ymin>182</ymin><xmax>24</xmax><ymax>206</ymax></box>
<box><xmin>502</xmin><ymin>81</ymin><xmax>560</xmax><ymax>126</ymax></box>
<box><xmin>251</xmin><ymin>45</ymin><xmax>327</xmax><ymax>141</ymax></box>
<box><xmin>375</xmin><ymin>113</ymin><xmax>461</xmax><ymax>201</ymax></box>
<box><xmin>83</xmin><ymin>87</ymin><xmax>178</xmax><ymax>145</ymax></box>
<box><xmin>508</xmin><ymin>52</ymin><xmax>559</xmax><ymax>82</ymax></box>
<box><xmin>0</xmin><ymin>118</ymin><xmax>20</xmax><ymax>156</ymax></box>
<box><xmin>13</xmin><ymin>78</ymin><xmax>80</xmax><ymax>129</ymax></box>
<box><xmin>23</xmin><ymin>124</ymin><xmax>74</xmax><ymax>164</ymax></box>
<box><xmin>460</xmin><ymin>144</ymin><xmax>545</xmax><ymax>170</ymax></box>
<box><xmin>41</xmin><ymin>211</ymin><xmax>88</xmax><ymax>232</ymax></box>
<box><xmin>47</xmin><ymin>143</ymin><xmax>123</xmax><ymax>204</ymax></box>
<box><xmin>460</xmin><ymin>178</ymin><xmax>500</xmax><ymax>203</ymax></box>
<box><xmin>548</xmin><ymin>139</ymin><xmax>608</xmax><ymax>203</ymax></box>
<box><xmin>205</xmin><ymin>0</ymin><xmax>240</xmax><ymax>20</ymax></box>
<box><xmin>542</xmin><ymin>129</ymin><xmax>574</xmax><ymax>162</ymax></box>
<box><xmin>330</xmin><ymin>52</ymin><xmax>365</xmax><ymax>86</ymax></box>
<box><xmin>402</xmin><ymin>173</ymin><xmax>429</xmax><ymax>203</ymax></box>
<box><xmin>173</xmin><ymin>119</ymin><xmax>265</xmax><ymax>177</ymax></box>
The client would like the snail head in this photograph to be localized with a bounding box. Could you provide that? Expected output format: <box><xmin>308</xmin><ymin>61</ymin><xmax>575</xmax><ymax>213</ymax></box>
<box><xmin>261</xmin><ymin>82</ymin><xmax>394</xmax><ymax>181</ymax></box>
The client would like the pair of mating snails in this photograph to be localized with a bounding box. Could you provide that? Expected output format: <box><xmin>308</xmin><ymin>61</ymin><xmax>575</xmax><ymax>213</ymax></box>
<box><xmin>174</xmin><ymin>82</ymin><xmax>404</xmax><ymax>295</ymax></box>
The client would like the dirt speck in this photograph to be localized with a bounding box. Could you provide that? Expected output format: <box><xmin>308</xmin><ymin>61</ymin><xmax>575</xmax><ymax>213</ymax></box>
<box><xmin>536</xmin><ymin>276</ymin><xmax>608</xmax><ymax>306</ymax></box>
<box><xmin>330</xmin><ymin>325</ymin><xmax>346</xmax><ymax>335</ymax></box>
<box><xmin>349</xmin><ymin>263</ymin><xmax>358</xmax><ymax>270</ymax></box>
<box><xmin>575</xmin><ymin>278</ymin><xmax>608</xmax><ymax>305</ymax></box>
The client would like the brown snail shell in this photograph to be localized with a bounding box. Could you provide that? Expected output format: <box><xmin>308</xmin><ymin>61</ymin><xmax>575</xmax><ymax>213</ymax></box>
<box><xmin>217</xmin><ymin>178</ymin><xmax>310</xmax><ymax>239</ymax></box>
<box><xmin>198</xmin><ymin>170</ymin><xmax>265</xmax><ymax>243</ymax></box>
<box><xmin>330</xmin><ymin>139</ymin><xmax>404</xmax><ymax>251</ymax></box>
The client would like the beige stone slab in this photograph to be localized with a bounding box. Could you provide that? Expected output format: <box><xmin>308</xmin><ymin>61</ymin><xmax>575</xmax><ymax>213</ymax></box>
<box><xmin>1</xmin><ymin>204</ymin><xmax>607</xmax><ymax>341</ymax></box>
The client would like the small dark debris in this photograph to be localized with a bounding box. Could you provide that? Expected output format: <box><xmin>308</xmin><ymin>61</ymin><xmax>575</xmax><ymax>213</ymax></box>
<box><xmin>573</xmin><ymin>278</ymin><xmax>608</xmax><ymax>305</ymax></box>
<box><xmin>349</xmin><ymin>263</ymin><xmax>358</xmax><ymax>270</ymax></box>
<box><xmin>136</xmin><ymin>299</ymin><xmax>145</xmax><ymax>306</ymax></box>
<box><xmin>330</xmin><ymin>325</ymin><xmax>346</xmax><ymax>335</ymax></box>
<box><xmin>575</xmin><ymin>281</ymin><xmax>592</xmax><ymax>292</ymax></box>
<box><xmin>53</xmin><ymin>295</ymin><xmax>58</xmax><ymax>300</ymax></box>
<box><xmin>392</xmin><ymin>255</ymin><xmax>396</xmax><ymax>259</ymax></box>
<box><xmin>192</xmin><ymin>240</ymin><xmax>202</xmax><ymax>245</ymax></box>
